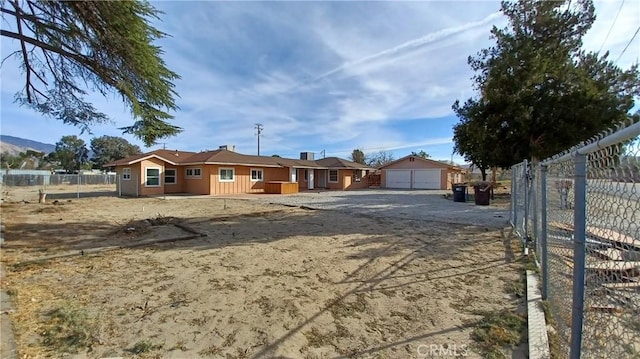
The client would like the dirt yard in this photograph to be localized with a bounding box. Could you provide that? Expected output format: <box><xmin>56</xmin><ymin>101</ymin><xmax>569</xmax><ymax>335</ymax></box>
<box><xmin>1</xmin><ymin>195</ymin><xmax>525</xmax><ymax>358</ymax></box>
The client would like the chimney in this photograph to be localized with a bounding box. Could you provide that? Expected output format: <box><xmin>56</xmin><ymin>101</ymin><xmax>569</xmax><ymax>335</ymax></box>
<box><xmin>219</xmin><ymin>145</ymin><xmax>236</xmax><ymax>152</ymax></box>
<box><xmin>300</xmin><ymin>152</ymin><xmax>314</xmax><ymax>160</ymax></box>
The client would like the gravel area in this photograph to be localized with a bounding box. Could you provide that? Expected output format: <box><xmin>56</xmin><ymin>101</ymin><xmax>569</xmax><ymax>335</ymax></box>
<box><xmin>256</xmin><ymin>189</ymin><xmax>509</xmax><ymax>228</ymax></box>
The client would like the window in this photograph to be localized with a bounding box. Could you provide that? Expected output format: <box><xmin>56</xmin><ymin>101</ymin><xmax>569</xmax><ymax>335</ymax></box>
<box><xmin>145</xmin><ymin>167</ymin><xmax>161</xmax><ymax>187</ymax></box>
<box><xmin>219</xmin><ymin>168</ymin><xmax>234</xmax><ymax>182</ymax></box>
<box><xmin>329</xmin><ymin>169</ymin><xmax>339</xmax><ymax>183</ymax></box>
<box><xmin>353</xmin><ymin>170</ymin><xmax>362</xmax><ymax>182</ymax></box>
<box><xmin>304</xmin><ymin>169</ymin><xmax>308</xmax><ymax>181</ymax></box>
<box><xmin>186</xmin><ymin>167</ymin><xmax>201</xmax><ymax>178</ymax></box>
<box><xmin>122</xmin><ymin>168</ymin><xmax>131</xmax><ymax>180</ymax></box>
<box><xmin>250</xmin><ymin>168</ymin><xmax>263</xmax><ymax>182</ymax></box>
<box><xmin>165</xmin><ymin>169</ymin><xmax>176</xmax><ymax>184</ymax></box>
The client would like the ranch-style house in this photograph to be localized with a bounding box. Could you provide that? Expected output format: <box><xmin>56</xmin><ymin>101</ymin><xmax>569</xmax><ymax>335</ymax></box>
<box><xmin>105</xmin><ymin>147</ymin><xmax>374</xmax><ymax>196</ymax></box>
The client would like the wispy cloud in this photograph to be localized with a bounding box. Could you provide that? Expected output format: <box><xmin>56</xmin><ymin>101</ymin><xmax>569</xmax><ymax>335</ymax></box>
<box><xmin>304</xmin><ymin>11</ymin><xmax>503</xmax><ymax>86</ymax></box>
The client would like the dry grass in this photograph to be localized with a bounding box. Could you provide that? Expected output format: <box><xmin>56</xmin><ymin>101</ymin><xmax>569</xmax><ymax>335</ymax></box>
<box><xmin>41</xmin><ymin>303</ymin><xmax>98</xmax><ymax>354</ymax></box>
<box><xmin>2</xmin><ymin>196</ymin><xmax>525</xmax><ymax>358</ymax></box>
<box><xmin>470</xmin><ymin>309</ymin><xmax>527</xmax><ymax>358</ymax></box>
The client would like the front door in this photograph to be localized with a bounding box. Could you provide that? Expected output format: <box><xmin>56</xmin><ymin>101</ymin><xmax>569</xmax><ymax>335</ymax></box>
<box><xmin>319</xmin><ymin>170</ymin><xmax>327</xmax><ymax>188</ymax></box>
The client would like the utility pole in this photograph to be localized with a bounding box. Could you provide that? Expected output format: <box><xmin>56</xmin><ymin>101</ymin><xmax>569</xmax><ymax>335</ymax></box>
<box><xmin>254</xmin><ymin>123</ymin><xmax>263</xmax><ymax>156</ymax></box>
<box><xmin>321</xmin><ymin>150</ymin><xmax>326</xmax><ymax>158</ymax></box>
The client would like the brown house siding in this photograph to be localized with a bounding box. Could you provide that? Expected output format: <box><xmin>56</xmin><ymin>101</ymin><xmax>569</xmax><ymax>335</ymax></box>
<box><xmin>323</xmin><ymin>169</ymin><xmax>369</xmax><ymax>190</ymax></box>
<box><xmin>139</xmin><ymin>158</ymin><xmax>165</xmax><ymax>196</ymax></box>
<box><xmin>297</xmin><ymin>169</ymin><xmax>310</xmax><ymax>190</ymax></box>
<box><xmin>325</xmin><ymin>169</ymin><xmax>342</xmax><ymax>190</ymax></box>
<box><xmin>264</xmin><ymin>167</ymin><xmax>290</xmax><ymax>183</ymax></box>
<box><xmin>209</xmin><ymin>165</ymin><xmax>290</xmax><ymax>195</ymax></box>
<box><xmin>116</xmin><ymin>163</ymin><xmax>141</xmax><ymax>196</ymax></box>
<box><xmin>164</xmin><ymin>166</ymin><xmax>186</xmax><ymax>194</ymax></box>
<box><xmin>182</xmin><ymin>165</ymin><xmax>210</xmax><ymax>195</ymax></box>
<box><xmin>115</xmin><ymin>156</ymin><xmax>371</xmax><ymax>195</ymax></box>
<box><xmin>346</xmin><ymin>170</ymin><xmax>370</xmax><ymax>190</ymax></box>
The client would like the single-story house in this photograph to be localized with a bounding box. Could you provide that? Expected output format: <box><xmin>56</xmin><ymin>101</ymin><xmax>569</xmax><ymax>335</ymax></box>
<box><xmin>380</xmin><ymin>155</ymin><xmax>465</xmax><ymax>190</ymax></box>
<box><xmin>105</xmin><ymin>148</ymin><xmax>374</xmax><ymax>196</ymax></box>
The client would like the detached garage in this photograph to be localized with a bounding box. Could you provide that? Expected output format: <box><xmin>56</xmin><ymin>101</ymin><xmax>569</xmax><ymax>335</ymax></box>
<box><xmin>380</xmin><ymin>155</ymin><xmax>465</xmax><ymax>190</ymax></box>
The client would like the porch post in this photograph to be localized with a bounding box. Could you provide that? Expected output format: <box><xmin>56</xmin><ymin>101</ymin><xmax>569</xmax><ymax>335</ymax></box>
<box><xmin>290</xmin><ymin>167</ymin><xmax>297</xmax><ymax>183</ymax></box>
<box><xmin>308</xmin><ymin>169</ymin><xmax>314</xmax><ymax>189</ymax></box>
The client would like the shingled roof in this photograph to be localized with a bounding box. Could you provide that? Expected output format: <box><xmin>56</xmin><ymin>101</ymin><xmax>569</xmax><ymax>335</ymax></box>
<box><xmin>105</xmin><ymin>149</ymin><xmax>374</xmax><ymax>170</ymax></box>
<box><xmin>104</xmin><ymin>149</ymin><xmax>198</xmax><ymax>166</ymax></box>
<box><xmin>315</xmin><ymin>157</ymin><xmax>372</xmax><ymax>170</ymax></box>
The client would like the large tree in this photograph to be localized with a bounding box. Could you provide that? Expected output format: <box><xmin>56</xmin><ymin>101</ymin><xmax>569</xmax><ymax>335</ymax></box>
<box><xmin>0</xmin><ymin>150</ymin><xmax>49</xmax><ymax>169</ymax></box>
<box><xmin>1</xmin><ymin>0</ymin><xmax>181</xmax><ymax>146</ymax></box>
<box><xmin>410</xmin><ymin>150</ymin><xmax>430</xmax><ymax>159</ymax></box>
<box><xmin>90</xmin><ymin>136</ymin><xmax>141</xmax><ymax>168</ymax></box>
<box><xmin>452</xmin><ymin>100</ymin><xmax>496</xmax><ymax>181</ymax></box>
<box><xmin>366</xmin><ymin>150</ymin><xmax>395</xmax><ymax>168</ymax></box>
<box><xmin>455</xmin><ymin>0</ymin><xmax>640</xmax><ymax>165</ymax></box>
<box><xmin>350</xmin><ymin>149</ymin><xmax>366</xmax><ymax>165</ymax></box>
<box><xmin>51</xmin><ymin>135</ymin><xmax>88</xmax><ymax>172</ymax></box>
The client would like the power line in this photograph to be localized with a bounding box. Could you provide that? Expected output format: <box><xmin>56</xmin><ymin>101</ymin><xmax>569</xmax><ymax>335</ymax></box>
<box><xmin>616</xmin><ymin>25</ymin><xmax>640</xmax><ymax>63</ymax></box>
<box><xmin>598</xmin><ymin>0</ymin><xmax>625</xmax><ymax>54</ymax></box>
<box><xmin>254</xmin><ymin>123</ymin><xmax>263</xmax><ymax>156</ymax></box>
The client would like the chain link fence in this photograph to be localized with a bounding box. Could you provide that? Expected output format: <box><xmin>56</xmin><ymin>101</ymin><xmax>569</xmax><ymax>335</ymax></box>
<box><xmin>0</xmin><ymin>173</ymin><xmax>117</xmax><ymax>201</ymax></box>
<box><xmin>511</xmin><ymin>160</ymin><xmax>532</xmax><ymax>253</ymax></box>
<box><xmin>510</xmin><ymin>120</ymin><xmax>640</xmax><ymax>358</ymax></box>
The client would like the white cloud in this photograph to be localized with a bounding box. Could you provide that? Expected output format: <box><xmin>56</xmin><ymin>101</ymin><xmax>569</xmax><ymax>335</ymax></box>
<box><xmin>307</xmin><ymin>11</ymin><xmax>503</xmax><ymax>85</ymax></box>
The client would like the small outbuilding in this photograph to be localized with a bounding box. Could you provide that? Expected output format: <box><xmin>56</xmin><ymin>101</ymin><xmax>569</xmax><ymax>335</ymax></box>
<box><xmin>379</xmin><ymin>155</ymin><xmax>465</xmax><ymax>190</ymax></box>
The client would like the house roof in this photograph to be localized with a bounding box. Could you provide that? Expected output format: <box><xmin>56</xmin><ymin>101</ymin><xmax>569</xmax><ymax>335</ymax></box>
<box><xmin>315</xmin><ymin>157</ymin><xmax>373</xmax><ymax>170</ymax></box>
<box><xmin>379</xmin><ymin>155</ymin><xmax>465</xmax><ymax>171</ymax></box>
<box><xmin>104</xmin><ymin>149</ymin><xmax>372</xmax><ymax>170</ymax></box>
<box><xmin>104</xmin><ymin>149</ymin><xmax>199</xmax><ymax>166</ymax></box>
<box><xmin>182</xmin><ymin>150</ymin><xmax>284</xmax><ymax>168</ymax></box>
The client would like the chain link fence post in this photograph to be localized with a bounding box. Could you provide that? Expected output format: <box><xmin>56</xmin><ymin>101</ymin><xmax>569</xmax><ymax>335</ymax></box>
<box><xmin>512</xmin><ymin>165</ymin><xmax>518</xmax><ymax>228</ymax></box>
<box><xmin>523</xmin><ymin>159</ymin><xmax>529</xmax><ymax>253</ymax></box>
<box><xmin>540</xmin><ymin>164</ymin><xmax>549</xmax><ymax>300</ymax></box>
<box><xmin>532</xmin><ymin>163</ymin><xmax>539</xmax><ymax>253</ymax></box>
<box><xmin>570</xmin><ymin>153</ymin><xmax>587</xmax><ymax>359</ymax></box>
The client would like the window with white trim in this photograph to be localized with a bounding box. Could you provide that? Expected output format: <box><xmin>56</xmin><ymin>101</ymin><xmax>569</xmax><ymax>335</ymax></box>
<box><xmin>219</xmin><ymin>168</ymin><xmax>234</xmax><ymax>182</ymax></box>
<box><xmin>145</xmin><ymin>167</ymin><xmax>161</xmax><ymax>187</ymax></box>
<box><xmin>186</xmin><ymin>167</ymin><xmax>201</xmax><ymax>178</ymax></box>
<box><xmin>329</xmin><ymin>170</ymin><xmax>339</xmax><ymax>183</ymax></box>
<box><xmin>165</xmin><ymin>168</ymin><xmax>176</xmax><ymax>184</ymax></box>
<box><xmin>122</xmin><ymin>168</ymin><xmax>131</xmax><ymax>180</ymax></box>
<box><xmin>250</xmin><ymin>168</ymin><xmax>263</xmax><ymax>182</ymax></box>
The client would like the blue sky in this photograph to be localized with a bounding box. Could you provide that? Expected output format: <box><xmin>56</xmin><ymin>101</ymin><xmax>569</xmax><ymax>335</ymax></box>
<box><xmin>1</xmin><ymin>1</ymin><xmax>639</xmax><ymax>163</ymax></box>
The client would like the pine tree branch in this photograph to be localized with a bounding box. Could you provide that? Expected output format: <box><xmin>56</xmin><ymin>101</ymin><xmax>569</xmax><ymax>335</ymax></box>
<box><xmin>0</xmin><ymin>50</ymin><xmax>21</xmax><ymax>67</ymax></box>
<box><xmin>9</xmin><ymin>1</ymin><xmax>33</xmax><ymax>102</ymax></box>
<box><xmin>0</xmin><ymin>29</ymin><xmax>119</xmax><ymax>88</ymax></box>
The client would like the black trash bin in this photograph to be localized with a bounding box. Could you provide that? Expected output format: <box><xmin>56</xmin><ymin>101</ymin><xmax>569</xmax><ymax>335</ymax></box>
<box><xmin>473</xmin><ymin>185</ymin><xmax>490</xmax><ymax>205</ymax></box>
<box><xmin>452</xmin><ymin>184</ymin><xmax>467</xmax><ymax>202</ymax></box>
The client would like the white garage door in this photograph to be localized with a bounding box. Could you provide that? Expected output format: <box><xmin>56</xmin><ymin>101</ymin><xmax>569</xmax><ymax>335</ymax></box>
<box><xmin>413</xmin><ymin>169</ymin><xmax>442</xmax><ymax>189</ymax></box>
<box><xmin>386</xmin><ymin>170</ymin><xmax>411</xmax><ymax>189</ymax></box>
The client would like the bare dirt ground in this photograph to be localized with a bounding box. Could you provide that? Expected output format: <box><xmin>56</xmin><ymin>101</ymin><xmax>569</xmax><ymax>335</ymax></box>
<box><xmin>1</xmin><ymin>193</ymin><xmax>525</xmax><ymax>358</ymax></box>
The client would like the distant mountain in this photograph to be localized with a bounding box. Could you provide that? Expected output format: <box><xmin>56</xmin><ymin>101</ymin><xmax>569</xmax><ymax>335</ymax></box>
<box><xmin>0</xmin><ymin>135</ymin><xmax>55</xmax><ymax>155</ymax></box>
